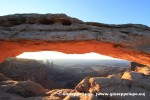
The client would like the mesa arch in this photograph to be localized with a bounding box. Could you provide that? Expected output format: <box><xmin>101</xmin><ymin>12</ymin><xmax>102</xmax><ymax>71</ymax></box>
<box><xmin>0</xmin><ymin>14</ymin><xmax>150</xmax><ymax>66</ymax></box>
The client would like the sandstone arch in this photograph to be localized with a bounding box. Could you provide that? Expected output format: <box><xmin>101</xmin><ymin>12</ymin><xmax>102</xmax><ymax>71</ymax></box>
<box><xmin>0</xmin><ymin>14</ymin><xmax>150</xmax><ymax>66</ymax></box>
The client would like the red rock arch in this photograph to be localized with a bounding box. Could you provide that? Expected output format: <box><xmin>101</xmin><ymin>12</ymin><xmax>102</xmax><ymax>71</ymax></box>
<box><xmin>0</xmin><ymin>14</ymin><xmax>150</xmax><ymax>66</ymax></box>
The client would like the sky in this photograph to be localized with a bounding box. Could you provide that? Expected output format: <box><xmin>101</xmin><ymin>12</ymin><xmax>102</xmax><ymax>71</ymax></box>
<box><xmin>0</xmin><ymin>0</ymin><xmax>150</xmax><ymax>26</ymax></box>
<box><xmin>16</xmin><ymin>51</ymin><xmax>122</xmax><ymax>60</ymax></box>
<box><xmin>1</xmin><ymin>0</ymin><xmax>150</xmax><ymax>60</ymax></box>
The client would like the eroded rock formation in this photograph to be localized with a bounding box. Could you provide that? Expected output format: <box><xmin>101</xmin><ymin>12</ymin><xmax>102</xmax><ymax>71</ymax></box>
<box><xmin>0</xmin><ymin>14</ymin><xmax>150</xmax><ymax>66</ymax></box>
<box><xmin>0</xmin><ymin>66</ymin><xmax>150</xmax><ymax>100</ymax></box>
<box><xmin>0</xmin><ymin>73</ymin><xmax>48</xmax><ymax>99</ymax></box>
<box><xmin>0</xmin><ymin>72</ymin><xmax>98</xmax><ymax>100</ymax></box>
<box><xmin>0</xmin><ymin>57</ymin><xmax>61</xmax><ymax>89</ymax></box>
<box><xmin>75</xmin><ymin>67</ymin><xmax>150</xmax><ymax>100</ymax></box>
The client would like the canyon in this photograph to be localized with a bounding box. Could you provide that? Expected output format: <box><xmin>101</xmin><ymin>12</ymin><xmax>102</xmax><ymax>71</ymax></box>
<box><xmin>0</xmin><ymin>58</ymin><xmax>149</xmax><ymax>100</ymax></box>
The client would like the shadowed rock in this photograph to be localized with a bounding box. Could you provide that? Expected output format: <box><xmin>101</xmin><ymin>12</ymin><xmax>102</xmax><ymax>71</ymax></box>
<box><xmin>0</xmin><ymin>57</ymin><xmax>61</xmax><ymax>89</ymax></box>
<box><xmin>130</xmin><ymin>62</ymin><xmax>146</xmax><ymax>71</ymax></box>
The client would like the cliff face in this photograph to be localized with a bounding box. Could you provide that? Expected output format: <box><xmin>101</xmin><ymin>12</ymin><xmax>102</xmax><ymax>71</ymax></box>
<box><xmin>0</xmin><ymin>57</ymin><xmax>61</xmax><ymax>89</ymax></box>
<box><xmin>0</xmin><ymin>14</ymin><xmax>150</xmax><ymax>66</ymax></box>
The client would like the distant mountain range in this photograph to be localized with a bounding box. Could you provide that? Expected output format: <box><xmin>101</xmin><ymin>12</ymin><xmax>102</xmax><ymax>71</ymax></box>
<box><xmin>43</xmin><ymin>59</ymin><xmax>130</xmax><ymax>67</ymax></box>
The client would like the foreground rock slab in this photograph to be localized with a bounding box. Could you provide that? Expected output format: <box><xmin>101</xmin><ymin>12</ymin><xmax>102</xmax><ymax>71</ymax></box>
<box><xmin>75</xmin><ymin>70</ymin><xmax>150</xmax><ymax>100</ymax></box>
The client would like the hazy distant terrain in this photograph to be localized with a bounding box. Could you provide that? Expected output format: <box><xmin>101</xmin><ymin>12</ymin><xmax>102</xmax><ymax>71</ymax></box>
<box><xmin>45</xmin><ymin>59</ymin><xmax>130</xmax><ymax>67</ymax></box>
<box><xmin>42</xmin><ymin>59</ymin><xmax>130</xmax><ymax>88</ymax></box>
<box><xmin>0</xmin><ymin>58</ymin><xmax>130</xmax><ymax>89</ymax></box>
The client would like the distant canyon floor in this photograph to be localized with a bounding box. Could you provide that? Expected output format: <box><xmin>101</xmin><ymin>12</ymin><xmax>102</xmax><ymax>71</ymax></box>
<box><xmin>0</xmin><ymin>57</ymin><xmax>149</xmax><ymax>100</ymax></box>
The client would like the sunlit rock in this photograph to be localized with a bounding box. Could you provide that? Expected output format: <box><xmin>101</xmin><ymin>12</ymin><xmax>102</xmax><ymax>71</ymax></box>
<box><xmin>121</xmin><ymin>71</ymin><xmax>143</xmax><ymax>80</ymax></box>
<box><xmin>135</xmin><ymin>66</ymin><xmax>150</xmax><ymax>75</ymax></box>
<box><xmin>75</xmin><ymin>71</ymin><xmax>150</xmax><ymax>100</ymax></box>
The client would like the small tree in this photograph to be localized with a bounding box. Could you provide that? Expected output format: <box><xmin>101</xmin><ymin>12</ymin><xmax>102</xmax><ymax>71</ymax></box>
<box><xmin>51</xmin><ymin>61</ymin><xmax>54</xmax><ymax>66</ymax></box>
